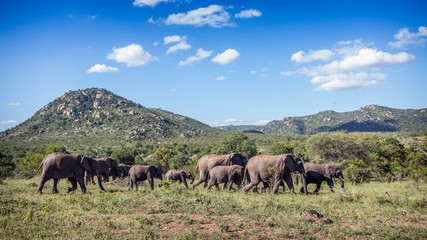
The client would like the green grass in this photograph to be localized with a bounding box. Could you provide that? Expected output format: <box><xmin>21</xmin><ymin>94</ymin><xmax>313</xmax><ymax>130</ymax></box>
<box><xmin>0</xmin><ymin>178</ymin><xmax>426</xmax><ymax>239</ymax></box>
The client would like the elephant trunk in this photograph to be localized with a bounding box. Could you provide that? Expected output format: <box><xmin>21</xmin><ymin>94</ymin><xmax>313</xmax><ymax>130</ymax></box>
<box><xmin>339</xmin><ymin>176</ymin><xmax>345</xmax><ymax>189</ymax></box>
<box><xmin>301</xmin><ymin>174</ymin><xmax>308</xmax><ymax>195</ymax></box>
<box><xmin>190</xmin><ymin>177</ymin><xmax>195</xmax><ymax>184</ymax></box>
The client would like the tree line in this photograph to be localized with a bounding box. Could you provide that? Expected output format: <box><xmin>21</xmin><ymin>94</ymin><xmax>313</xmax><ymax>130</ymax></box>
<box><xmin>1</xmin><ymin>131</ymin><xmax>426</xmax><ymax>183</ymax></box>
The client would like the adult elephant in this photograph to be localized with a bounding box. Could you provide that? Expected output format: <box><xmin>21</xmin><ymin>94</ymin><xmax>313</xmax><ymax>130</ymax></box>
<box><xmin>300</xmin><ymin>162</ymin><xmax>344</xmax><ymax>193</ymax></box>
<box><xmin>129</xmin><ymin>165</ymin><xmax>162</xmax><ymax>190</ymax></box>
<box><xmin>118</xmin><ymin>164</ymin><xmax>132</xmax><ymax>177</ymax></box>
<box><xmin>243</xmin><ymin>154</ymin><xmax>307</xmax><ymax>194</ymax></box>
<box><xmin>85</xmin><ymin>157</ymin><xmax>120</xmax><ymax>184</ymax></box>
<box><xmin>192</xmin><ymin>153</ymin><xmax>247</xmax><ymax>188</ymax></box>
<box><xmin>206</xmin><ymin>165</ymin><xmax>244</xmax><ymax>191</ymax></box>
<box><xmin>26</xmin><ymin>152</ymin><xmax>105</xmax><ymax>194</ymax></box>
<box><xmin>165</xmin><ymin>170</ymin><xmax>194</xmax><ymax>189</ymax></box>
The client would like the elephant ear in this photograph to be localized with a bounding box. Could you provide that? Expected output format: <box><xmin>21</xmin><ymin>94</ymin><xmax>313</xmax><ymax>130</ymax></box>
<box><xmin>80</xmin><ymin>156</ymin><xmax>92</xmax><ymax>173</ymax></box>
<box><xmin>283</xmin><ymin>154</ymin><xmax>296</xmax><ymax>173</ymax></box>
<box><xmin>324</xmin><ymin>164</ymin><xmax>335</xmax><ymax>179</ymax></box>
<box><xmin>105</xmin><ymin>158</ymin><xmax>113</xmax><ymax>168</ymax></box>
<box><xmin>223</xmin><ymin>153</ymin><xmax>234</xmax><ymax>166</ymax></box>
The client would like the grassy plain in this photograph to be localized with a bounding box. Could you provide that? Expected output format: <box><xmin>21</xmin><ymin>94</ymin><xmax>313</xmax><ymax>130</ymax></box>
<box><xmin>0</xmin><ymin>178</ymin><xmax>426</xmax><ymax>239</ymax></box>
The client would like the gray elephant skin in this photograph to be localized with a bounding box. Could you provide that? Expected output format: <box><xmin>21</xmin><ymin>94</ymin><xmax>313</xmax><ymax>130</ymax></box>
<box><xmin>129</xmin><ymin>165</ymin><xmax>163</xmax><ymax>190</ymax></box>
<box><xmin>193</xmin><ymin>153</ymin><xmax>248</xmax><ymax>188</ymax></box>
<box><xmin>206</xmin><ymin>165</ymin><xmax>244</xmax><ymax>190</ymax></box>
<box><xmin>119</xmin><ymin>163</ymin><xmax>132</xmax><ymax>177</ymax></box>
<box><xmin>243</xmin><ymin>154</ymin><xmax>307</xmax><ymax>194</ymax></box>
<box><xmin>27</xmin><ymin>152</ymin><xmax>105</xmax><ymax>194</ymax></box>
<box><xmin>165</xmin><ymin>170</ymin><xmax>194</xmax><ymax>189</ymax></box>
<box><xmin>301</xmin><ymin>162</ymin><xmax>344</xmax><ymax>193</ymax></box>
<box><xmin>85</xmin><ymin>157</ymin><xmax>120</xmax><ymax>184</ymax></box>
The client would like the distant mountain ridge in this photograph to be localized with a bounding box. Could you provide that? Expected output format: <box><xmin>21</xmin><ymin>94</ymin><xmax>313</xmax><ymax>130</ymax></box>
<box><xmin>218</xmin><ymin>105</ymin><xmax>427</xmax><ymax>134</ymax></box>
<box><xmin>0</xmin><ymin>88</ymin><xmax>220</xmax><ymax>147</ymax></box>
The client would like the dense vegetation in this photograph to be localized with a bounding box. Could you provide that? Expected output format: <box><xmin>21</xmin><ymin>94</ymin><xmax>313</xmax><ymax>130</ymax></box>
<box><xmin>219</xmin><ymin>105</ymin><xmax>427</xmax><ymax>134</ymax></box>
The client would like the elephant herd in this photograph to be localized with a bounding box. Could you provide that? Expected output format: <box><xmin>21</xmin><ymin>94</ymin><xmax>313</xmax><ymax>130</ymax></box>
<box><xmin>27</xmin><ymin>152</ymin><xmax>345</xmax><ymax>195</ymax></box>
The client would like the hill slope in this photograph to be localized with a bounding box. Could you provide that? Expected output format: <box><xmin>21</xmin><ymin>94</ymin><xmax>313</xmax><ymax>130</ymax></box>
<box><xmin>0</xmin><ymin>88</ymin><xmax>220</xmax><ymax>148</ymax></box>
<box><xmin>219</xmin><ymin>105</ymin><xmax>427</xmax><ymax>135</ymax></box>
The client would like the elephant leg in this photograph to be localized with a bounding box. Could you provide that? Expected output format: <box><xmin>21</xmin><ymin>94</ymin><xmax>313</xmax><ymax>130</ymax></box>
<box><xmin>148</xmin><ymin>177</ymin><xmax>154</xmax><ymax>190</ymax></box>
<box><xmin>283</xmin><ymin>175</ymin><xmax>294</xmax><ymax>193</ymax></box>
<box><xmin>77</xmin><ymin>177</ymin><xmax>87</xmax><ymax>194</ymax></box>
<box><xmin>314</xmin><ymin>182</ymin><xmax>321</xmax><ymax>193</ymax></box>
<box><xmin>68</xmin><ymin>177</ymin><xmax>78</xmax><ymax>193</ymax></box>
<box><xmin>244</xmin><ymin>180</ymin><xmax>259</xmax><ymax>192</ymax></box>
<box><xmin>36</xmin><ymin>174</ymin><xmax>51</xmax><ymax>194</ymax></box>
<box><xmin>326</xmin><ymin>179</ymin><xmax>334</xmax><ymax>192</ymax></box>
<box><xmin>52</xmin><ymin>178</ymin><xmax>59</xmax><ymax>194</ymax></box>
<box><xmin>192</xmin><ymin>171</ymin><xmax>208</xmax><ymax>188</ymax></box>
<box><xmin>222</xmin><ymin>182</ymin><xmax>228</xmax><ymax>190</ymax></box>
<box><xmin>206</xmin><ymin>180</ymin><xmax>215</xmax><ymax>190</ymax></box>
<box><xmin>227</xmin><ymin>181</ymin><xmax>233</xmax><ymax>191</ymax></box>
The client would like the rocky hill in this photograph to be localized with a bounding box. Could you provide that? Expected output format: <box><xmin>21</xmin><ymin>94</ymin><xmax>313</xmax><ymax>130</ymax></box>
<box><xmin>0</xmin><ymin>88</ymin><xmax>220</xmax><ymax>148</ymax></box>
<box><xmin>219</xmin><ymin>105</ymin><xmax>427</xmax><ymax>135</ymax></box>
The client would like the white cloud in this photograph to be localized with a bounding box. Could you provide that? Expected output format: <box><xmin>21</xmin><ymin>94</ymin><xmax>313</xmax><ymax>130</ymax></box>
<box><xmin>207</xmin><ymin>121</ymin><xmax>220</xmax><ymax>126</ymax></box>
<box><xmin>250</xmin><ymin>70</ymin><xmax>256</xmax><ymax>74</ymax></box>
<box><xmin>167</xmin><ymin>41</ymin><xmax>191</xmax><ymax>54</ymax></box>
<box><xmin>291</xmin><ymin>49</ymin><xmax>334</xmax><ymax>63</ymax></box>
<box><xmin>0</xmin><ymin>120</ymin><xmax>17</xmax><ymax>124</ymax></box>
<box><xmin>255</xmin><ymin>120</ymin><xmax>270</xmax><ymax>125</ymax></box>
<box><xmin>153</xmin><ymin>41</ymin><xmax>159</xmax><ymax>46</ymax></box>
<box><xmin>133</xmin><ymin>0</ymin><xmax>172</xmax><ymax>7</ymax></box>
<box><xmin>224</xmin><ymin>118</ymin><xmax>237</xmax><ymax>123</ymax></box>
<box><xmin>212</xmin><ymin>49</ymin><xmax>240</xmax><ymax>64</ymax></box>
<box><xmin>164</xmin><ymin>35</ymin><xmax>185</xmax><ymax>45</ymax></box>
<box><xmin>164</xmin><ymin>5</ymin><xmax>233</xmax><ymax>28</ymax></box>
<box><xmin>311</xmin><ymin>72</ymin><xmax>387</xmax><ymax>91</ymax></box>
<box><xmin>388</xmin><ymin>26</ymin><xmax>427</xmax><ymax>48</ymax></box>
<box><xmin>280</xmin><ymin>71</ymin><xmax>295</xmax><ymax>76</ymax></box>
<box><xmin>7</xmin><ymin>103</ymin><xmax>20</xmax><ymax>106</ymax></box>
<box><xmin>235</xmin><ymin>9</ymin><xmax>262</xmax><ymax>18</ymax></box>
<box><xmin>107</xmin><ymin>44</ymin><xmax>158</xmax><ymax>67</ymax></box>
<box><xmin>179</xmin><ymin>48</ymin><xmax>212</xmax><ymax>66</ymax></box>
<box><xmin>87</xmin><ymin>64</ymin><xmax>119</xmax><ymax>73</ymax></box>
<box><xmin>216</xmin><ymin>76</ymin><xmax>226</xmax><ymax>81</ymax></box>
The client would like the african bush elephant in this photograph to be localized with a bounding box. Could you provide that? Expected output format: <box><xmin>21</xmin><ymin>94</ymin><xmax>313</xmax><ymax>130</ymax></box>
<box><xmin>193</xmin><ymin>153</ymin><xmax>248</xmax><ymax>188</ymax></box>
<box><xmin>118</xmin><ymin>164</ymin><xmax>132</xmax><ymax>177</ymax></box>
<box><xmin>26</xmin><ymin>152</ymin><xmax>105</xmax><ymax>194</ymax></box>
<box><xmin>129</xmin><ymin>165</ymin><xmax>162</xmax><ymax>190</ymax></box>
<box><xmin>243</xmin><ymin>154</ymin><xmax>307</xmax><ymax>194</ymax></box>
<box><xmin>165</xmin><ymin>170</ymin><xmax>194</xmax><ymax>189</ymax></box>
<box><xmin>300</xmin><ymin>162</ymin><xmax>344</xmax><ymax>193</ymax></box>
<box><xmin>85</xmin><ymin>157</ymin><xmax>120</xmax><ymax>184</ymax></box>
<box><xmin>206</xmin><ymin>165</ymin><xmax>245</xmax><ymax>191</ymax></box>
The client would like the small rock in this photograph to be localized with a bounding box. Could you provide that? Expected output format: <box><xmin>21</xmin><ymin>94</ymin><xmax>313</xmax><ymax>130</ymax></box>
<box><xmin>300</xmin><ymin>209</ymin><xmax>323</xmax><ymax>219</ymax></box>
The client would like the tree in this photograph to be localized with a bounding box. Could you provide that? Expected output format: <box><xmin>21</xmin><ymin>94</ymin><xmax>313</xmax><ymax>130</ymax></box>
<box><xmin>213</xmin><ymin>132</ymin><xmax>258</xmax><ymax>159</ymax></box>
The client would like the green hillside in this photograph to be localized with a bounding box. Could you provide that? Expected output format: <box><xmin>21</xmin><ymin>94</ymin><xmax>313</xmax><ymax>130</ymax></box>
<box><xmin>0</xmin><ymin>88</ymin><xmax>221</xmax><ymax>149</ymax></box>
<box><xmin>219</xmin><ymin>105</ymin><xmax>427</xmax><ymax>134</ymax></box>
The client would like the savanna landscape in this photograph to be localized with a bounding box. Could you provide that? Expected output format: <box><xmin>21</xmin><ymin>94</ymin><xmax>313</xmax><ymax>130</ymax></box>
<box><xmin>1</xmin><ymin>1</ymin><xmax>427</xmax><ymax>239</ymax></box>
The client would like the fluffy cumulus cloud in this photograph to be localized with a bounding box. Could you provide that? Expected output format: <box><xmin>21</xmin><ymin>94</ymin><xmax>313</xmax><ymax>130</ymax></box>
<box><xmin>164</xmin><ymin>35</ymin><xmax>191</xmax><ymax>54</ymax></box>
<box><xmin>179</xmin><ymin>48</ymin><xmax>212</xmax><ymax>66</ymax></box>
<box><xmin>235</xmin><ymin>9</ymin><xmax>262</xmax><ymax>18</ymax></box>
<box><xmin>107</xmin><ymin>44</ymin><xmax>158</xmax><ymax>67</ymax></box>
<box><xmin>0</xmin><ymin>120</ymin><xmax>17</xmax><ymax>124</ymax></box>
<box><xmin>388</xmin><ymin>26</ymin><xmax>427</xmax><ymax>48</ymax></box>
<box><xmin>133</xmin><ymin>0</ymin><xmax>171</xmax><ymax>7</ymax></box>
<box><xmin>87</xmin><ymin>64</ymin><xmax>119</xmax><ymax>73</ymax></box>
<box><xmin>164</xmin><ymin>5</ymin><xmax>233</xmax><ymax>28</ymax></box>
<box><xmin>311</xmin><ymin>72</ymin><xmax>387</xmax><ymax>91</ymax></box>
<box><xmin>7</xmin><ymin>102</ymin><xmax>20</xmax><ymax>106</ymax></box>
<box><xmin>291</xmin><ymin>49</ymin><xmax>334</xmax><ymax>63</ymax></box>
<box><xmin>286</xmin><ymin>37</ymin><xmax>416</xmax><ymax>91</ymax></box>
<box><xmin>212</xmin><ymin>49</ymin><xmax>240</xmax><ymax>64</ymax></box>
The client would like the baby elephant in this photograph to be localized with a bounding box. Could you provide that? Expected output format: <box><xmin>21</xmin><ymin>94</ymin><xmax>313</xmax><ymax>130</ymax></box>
<box><xmin>206</xmin><ymin>165</ymin><xmax>244</xmax><ymax>190</ymax></box>
<box><xmin>129</xmin><ymin>165</ymin><xmax>162</xmax><ymax>190</ymax></box>
<box><xmin>165</xmin><ymin>170</ymin><xmax>194</xmax><ymax>189</ymax></box>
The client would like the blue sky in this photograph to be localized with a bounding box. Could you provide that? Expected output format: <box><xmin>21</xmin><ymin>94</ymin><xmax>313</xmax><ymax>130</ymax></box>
<box><xmin>1</xmin><ymin>0</ymin><xmax>426</xmax><ymax>131</ymax></box>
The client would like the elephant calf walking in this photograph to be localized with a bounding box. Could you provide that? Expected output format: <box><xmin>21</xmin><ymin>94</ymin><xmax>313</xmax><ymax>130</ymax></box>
<box><xmin>301</xmin><ymin>162</ymin><xmax>344</xmax><ymax>193</ymax></box>
<box><xmin>206</xmin><ymin>165</ymin><xmax>244</xmax><ymax>191</ymax></box>
<box><xmin>165</xmin><ymin>170</ymin><xmax>194</xmax><ymax>189</ymax></box>
<box><xmin>129</xmin><ymin>165</ymin><xmax>162</xmax><ymax>190</ymax></box>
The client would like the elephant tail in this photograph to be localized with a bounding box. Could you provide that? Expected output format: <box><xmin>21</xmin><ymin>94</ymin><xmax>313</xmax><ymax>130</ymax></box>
<box><xmin>243</xmin><ymin>166</ymin><xmax>250</xmax><ymax>185</ymax></box>
<box><xmin>25</xmin><ymin>161</ymin><xmax>43</xmax><ymax>180</ymax></box>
